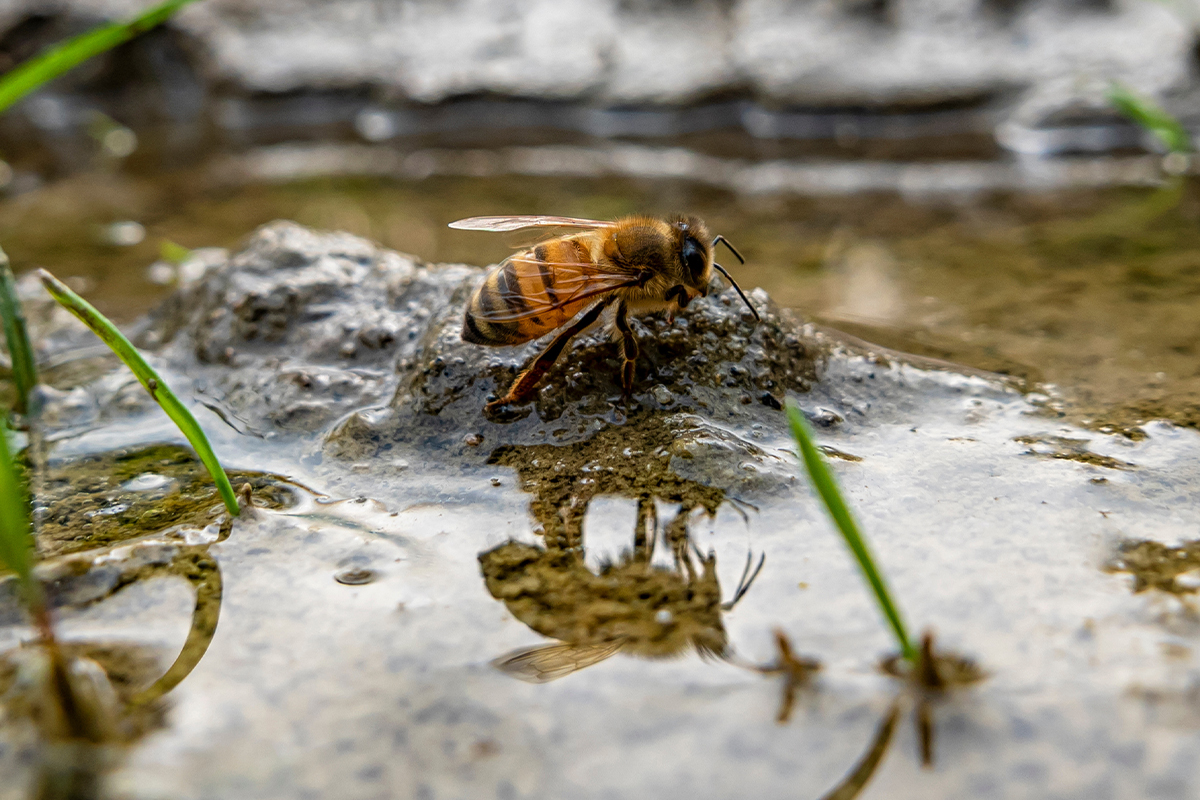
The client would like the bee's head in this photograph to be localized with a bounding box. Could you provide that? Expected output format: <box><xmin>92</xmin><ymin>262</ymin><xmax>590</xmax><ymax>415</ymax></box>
<box><xmin>671</xmin><ymin>215</ymin><xmax>713</xmax><ymax>295</ymax></box>
<box><xmin>668</xmin><ymin>215</ymin><xmax>760</xmax><ymax>321</ymax></box>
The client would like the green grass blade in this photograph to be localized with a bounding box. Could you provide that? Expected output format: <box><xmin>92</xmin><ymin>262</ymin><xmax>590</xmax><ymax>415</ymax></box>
<box><xmin>0</xmin><ymin>0</ymin><xmax>199</xmax><ymax>115</ymax></box>
<box><xmin>159</xmin><ymin>239</ymin><xmax>193</xmax><ymax>266</ymax></box>
<box><xmin>37</xmin><ymin>269</ymin><xmax>239</xmax><ymax>517</ymax></box>
<box><xmin>0</xmin><ymin>247</ymin><xmax>37</xmax><ymax>415</ymax></box>
<box><xmin>1108</xmin><ymin>83</ymin><xmax>1192</xmax><ymax>154</ymax></box>
<box><xmin>786</xmin><ymin>400</ymin><xmax>916</xmax><ymax>662</ymax></box>
<box><xmin>0</xmin><ymin>415</ymin><xmax>42</xmax><ymax>606</ymax></box>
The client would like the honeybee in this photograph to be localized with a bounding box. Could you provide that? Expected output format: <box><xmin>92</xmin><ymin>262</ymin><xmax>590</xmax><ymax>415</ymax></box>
<box><xmin>479</xmin><ymin>522</ymin><xmax>765</xmax><ymax>683</ymax></box>
<box><xmin>449</xmin><ymin>214</ymin><xmax>759</xmax><ymax>411</ymax></box>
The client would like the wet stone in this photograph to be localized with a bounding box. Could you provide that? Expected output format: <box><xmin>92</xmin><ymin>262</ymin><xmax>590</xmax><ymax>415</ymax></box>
<box><xmin>334</xmin><ymin>568</ymin><xmax>377</xmax><ymax>586</ymax></box>
<box><xmin>84</xmin><ymin>222</ymin><xmax>823</xmax><ymax>485</ymax></box>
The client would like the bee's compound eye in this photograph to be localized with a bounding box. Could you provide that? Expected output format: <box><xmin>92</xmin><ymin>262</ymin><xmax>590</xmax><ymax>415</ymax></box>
<box><xmin>681</xmin><ymin>237</ymin><xmax>706</xmax><ymax>281</ymax></box>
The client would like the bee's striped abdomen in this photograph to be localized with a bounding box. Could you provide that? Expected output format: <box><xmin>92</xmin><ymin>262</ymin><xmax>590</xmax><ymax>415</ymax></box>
<box><xmin>462</xmin><ymin>238</ymin><xmax>597</xmax><ymax>346</ymax></box>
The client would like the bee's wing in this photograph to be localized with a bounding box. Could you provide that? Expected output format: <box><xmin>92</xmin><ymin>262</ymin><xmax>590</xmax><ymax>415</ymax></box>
<box><xmin>449</xmin><ymin>215</ymin><xmax>612</xmax><ymax>232</ymax></box>
<box><xmin>471</xmin><ymin>256</ymin><xmax>642</xmax><ymax>324</ymax></box>
<box><xmin>491</xmin><ymin>641</ymin><xmax>624</xmax><ymax>683</ymax></box>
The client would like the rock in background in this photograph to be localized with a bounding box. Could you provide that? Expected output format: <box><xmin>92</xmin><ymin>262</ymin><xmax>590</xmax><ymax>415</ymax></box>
<box><xmin>0</xmin><ymin>0</ymin><xmax>1194</xmax><ymax>156</ymax></box>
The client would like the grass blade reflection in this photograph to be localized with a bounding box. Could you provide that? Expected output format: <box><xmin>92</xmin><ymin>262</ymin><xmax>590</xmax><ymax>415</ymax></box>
<box><xmin>818</xmin><ymin>699</ymin><xmax>901</xmax><ymax>800</ymax></box>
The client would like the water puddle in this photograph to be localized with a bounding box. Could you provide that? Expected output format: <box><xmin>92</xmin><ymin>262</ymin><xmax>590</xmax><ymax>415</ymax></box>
<box><xmin>3</xmin><ymin>191</ymin><xmax>1200</xmax><ymax>797</ymax></box>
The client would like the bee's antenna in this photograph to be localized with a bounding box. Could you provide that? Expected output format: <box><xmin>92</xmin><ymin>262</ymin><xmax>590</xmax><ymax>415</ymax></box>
<box><xmin>713</xmin><ymin>262</ymin><xmax>761</xmax><ymax>321</ymax></box>
<box><xmin>712</xmin><ymin>235</ymin><xmax>745</xmax><ymax>265</ymax></box>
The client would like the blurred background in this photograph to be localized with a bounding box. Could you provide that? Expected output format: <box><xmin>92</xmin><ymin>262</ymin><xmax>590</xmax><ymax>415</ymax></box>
<box><xmin>2</xmin><ymin>0</ymin><xmax>1200</xmax><ymax>429</ymax></box>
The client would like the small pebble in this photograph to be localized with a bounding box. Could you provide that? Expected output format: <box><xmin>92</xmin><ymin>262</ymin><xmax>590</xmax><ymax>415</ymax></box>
<box><xmin>120</xmin><ymin>473</ymin><xmax>173</xmax><ymax>493</ymax></box>
<box><xmin>102</xmin><ymin>221</ymin><xmax>145</xmax><ymax>246</ymax></box>
<box><xmin>463</xmin><ymin>433</ymin><xmax>483</xmax><ymax>446</ymax></box>
<box><xmin>651</xmin><ymin>385</ymin><xmax>674</xmax><ymax>405</ymax></box>
<box><xmin>146</xmin><ymin>261</ymin><xmax>175</xmax><ymax>285</ymax></box>
<box><xmin>810</xmin><ymin>407</ymin><xmax>844</xmax><ymax>427</ymax></box>
<box><xmin>335</xmin><ymin>568</ymin><xmax>376</xmax><ymax>586</ymax></box>
<box><xmin>490</xmin><ymin>477</ymin><xmax>502</xmax><ymax>487</ymax></box>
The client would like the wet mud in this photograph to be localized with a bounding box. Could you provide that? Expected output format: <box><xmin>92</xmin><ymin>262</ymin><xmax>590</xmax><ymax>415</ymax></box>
<box><xmin>32</xmin><ymin>444</ymin><xmax>298</xmax><ymax>558</ymax></box>
<box><xmin>1106</xmin><ymin>539</ymin><xmax>1200</xmax><ymax>596</ymax></box>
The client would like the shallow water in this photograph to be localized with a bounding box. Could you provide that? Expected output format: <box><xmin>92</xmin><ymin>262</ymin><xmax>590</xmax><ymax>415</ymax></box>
<box><xmin>3</xmin><ymin>160</ymin><xmax>1200</xmax><ymax>798</ymax></box>
<box><xmin>8</xmin><ymin>343</ymin><xmax>1200</xmax><ymax>799</ymax></box>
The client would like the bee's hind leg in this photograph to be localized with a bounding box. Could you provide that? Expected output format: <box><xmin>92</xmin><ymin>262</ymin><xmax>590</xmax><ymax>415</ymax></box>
<box><xmin>486</xmin><ymin>300</ymin><xmax>610</xmax><ymax>412</ymax></box>
<box><xmin>614</xmin><ymin>302</ymin><xmax>639</xmax><ymax>397</ymax></box>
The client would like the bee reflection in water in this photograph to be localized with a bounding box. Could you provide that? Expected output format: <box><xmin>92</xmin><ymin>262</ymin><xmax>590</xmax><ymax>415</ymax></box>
<box><xmin>480</xmin><ymin>499</ymin><xmax>763</xmax><ymax>683</ymax></box>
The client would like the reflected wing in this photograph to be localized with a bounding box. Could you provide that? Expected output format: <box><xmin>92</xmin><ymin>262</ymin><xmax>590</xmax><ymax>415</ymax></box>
<box><xmin>449</xmin><ymin>215</ymin><xmax>612</xmax><ymax>232</ymax></box>
<box><xmin>471</xmin><ymin>257</ymin><xmax>641</xmax><ymax>324</ymax></box>
<box><xmin>491</xmin><ymin>641</ymin><xmax>624</xmax><ymax>683</ymax></box>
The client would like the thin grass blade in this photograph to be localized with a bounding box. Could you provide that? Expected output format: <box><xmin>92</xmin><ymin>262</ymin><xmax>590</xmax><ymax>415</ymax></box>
<box><xmin>1108</xmin><ymin>83</ymin><xmax>1192</xmax><ymax>154</ymax></box>
<box><xmin>37</xmin><ymin>269</ymin><xmax>239</xmax><ymax>516</ymax></box>
<box><xmin>159</xmin><ymin>239</ymin><xmax>193</xmax><ymax>266</ymax></box>
<box><xmin>0</xmin><ymin>416</ymin><xmax>42</xmax><ymax>604</ymax></box>
<box><xmin>0</xmin><ymin>247</ymin><xmax>36</xmax><ymax>415</ymax></box>
<box><xmin>0</xmin><ymin>0</ymin><xmax>199</xmax><ymax>114</ymax></box>
<box><xmin>786</xmin><ymin>401</ymin><xmax>916</xmax><ymax>662</ymax></box>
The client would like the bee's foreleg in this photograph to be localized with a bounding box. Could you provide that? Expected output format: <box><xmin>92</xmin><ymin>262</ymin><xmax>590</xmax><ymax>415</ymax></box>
<box><xmin>487</xmin><ymin>300</ymin><xmax>610</xmax><ymax>411</ymax></box>
<box><xmin>614</xmin><ymin>301</ymin><xmax>639</xmax><ymax>396</ymax></box>
<box><xmin>633</xmin><ymin>496</ymin><xmax>658</xmax><ymax>564</ymax></box>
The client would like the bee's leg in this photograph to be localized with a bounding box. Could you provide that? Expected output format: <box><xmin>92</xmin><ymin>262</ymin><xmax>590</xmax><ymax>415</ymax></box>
<box><xmin>487</xmin><ymin>300</ymin><xmax>610</xmax><ymax>410</ymax></box>
<box><xmin>633</xmin><ymin>496</ymin><xmax>658</xmax><ymax>564</ymax></box>
<box><xmin>614</xmin><ymin>302</ymin><xmax>639</xmax><ymax>396</ymax></box>
<box><xmin>663</xmin><ymin>506</ymin><xmax>695</xmax><ymax>579</ymax></box>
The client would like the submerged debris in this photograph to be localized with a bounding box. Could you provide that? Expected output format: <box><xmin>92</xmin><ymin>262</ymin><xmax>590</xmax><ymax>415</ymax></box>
<box><xmin>1106</xmin><ymin>539</ymin><xmax>1200</xmax><ymax>595</ymax></box>
<box><xmin>0</xmin><ymin>642</ymin><xmax>167</xmax><ymax>744</ymax></box>
<box><xmin>33</xmin><ymin>444</ymin><xmax>297</xmax><ymax>558</ymax></box>
<box><xmin>881</xmin><ymin>632</ymin><xmax>986</xmax><ymax>767</ymax></box>
<box><xmin>334</xmin><ymin>568</ymin><xmax>376</xmax><ymax>586</ymax></box>
<box><xmin>756</xmin><ymin>629</ymin><xmax>821</xmax><ymax>724</ymax></box>
<box><xmin>1013</xmin><ymin>434</ymin><xmax>1135</xmax><ymax>471</ymax></box>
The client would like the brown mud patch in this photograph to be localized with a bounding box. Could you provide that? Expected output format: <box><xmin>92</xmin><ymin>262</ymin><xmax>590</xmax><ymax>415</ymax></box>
<box><xmin>1106</xmin><ymin>539</ymin><xmax>1200</xmax><ymax>595</ymax></box>
<box><xmin>32</xmin><ymin>444</ymin><xmax>297</xmax><ymax>557</ymax></box>
<box><xmin>1012</xmin><ymin>434</ymin><xmax>1136</xmax><ymax>471</ymax></box>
